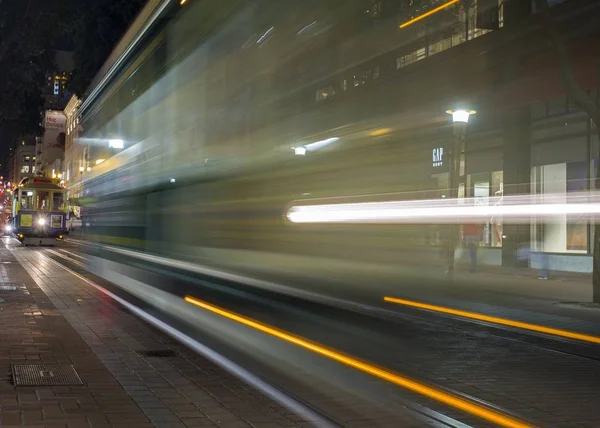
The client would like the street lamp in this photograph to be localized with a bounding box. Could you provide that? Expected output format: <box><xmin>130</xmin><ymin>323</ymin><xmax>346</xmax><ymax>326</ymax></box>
<box><xmin>294</xmin><ymin>146</ymin><xmax>307</xmax><ymax>156</ymax></box>
<box><xmin>446</xmin><ymin>109</ymin><xmax>476</xmax><ymax>124</ymax></box>
<box><xmin>444</xmin><ymin>108</ymin><xmax>476</xmax><ymax>276</ymax></box>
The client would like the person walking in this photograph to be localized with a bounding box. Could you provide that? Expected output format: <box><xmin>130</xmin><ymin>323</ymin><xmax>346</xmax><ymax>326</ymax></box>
<box><xmin>463</xmin><ymin>222</ymin><xmax>481</xmax><ymax>273</ymax></box>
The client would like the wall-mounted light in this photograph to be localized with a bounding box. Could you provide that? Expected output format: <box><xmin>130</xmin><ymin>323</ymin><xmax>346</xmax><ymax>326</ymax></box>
<box><xmin>108</xmin><ymin>139</ymin><xmax>124</xmax><ymax>149</ymax></box>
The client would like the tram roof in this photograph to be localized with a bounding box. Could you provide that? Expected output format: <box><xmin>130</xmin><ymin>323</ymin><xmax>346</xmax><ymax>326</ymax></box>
<box><xmin>18</xmin><ymin>177</ymin><xmax>64</xmax><ymax>190</ymax></box>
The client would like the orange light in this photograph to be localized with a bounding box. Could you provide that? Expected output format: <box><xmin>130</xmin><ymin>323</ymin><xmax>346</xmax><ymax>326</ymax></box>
<box><xmin>184</xmin><ymin>295</ymin><xmax>532</xmax><ymax>428</ymax></box>
<box><xmin>369</xmin><ymin>128</ymin><xmax>392</xmax><ymax>137</ymax></box>
<box><xmin>180</xmin><ymin>0</ymin><xmax>187</xmax><ymax>4</ymax></box>
<box><xmin>399</xmin><ymin>0</ymin><xmax>459</xmax><ymax>29</ymax></box>
<box><xmin>384</xmin><ymin>296</ymin><xmax>600</xmax><ymax>344</ymax></box>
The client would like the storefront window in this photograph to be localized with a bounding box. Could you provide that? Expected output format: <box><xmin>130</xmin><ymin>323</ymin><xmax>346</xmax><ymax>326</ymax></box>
<box><xmin>531</xmin><ymin>161</ymin><xmax>588</xmax><ymax>253</ymax></box>
<box><xmin>466</xmin><ymin>170</ymin><xmax>503</xmax><ymax>248</ymax></box>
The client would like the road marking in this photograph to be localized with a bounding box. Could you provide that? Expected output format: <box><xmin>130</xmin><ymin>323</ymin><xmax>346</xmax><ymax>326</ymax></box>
<box><xmin>384</xmin><ymin>296</ymin><xmax>600</xmax><ymax>345</ymax></box>
<box><xmin>185</xmin><ymin>295</ymin><xmax>533</xmax><ymax>428</ymax></box>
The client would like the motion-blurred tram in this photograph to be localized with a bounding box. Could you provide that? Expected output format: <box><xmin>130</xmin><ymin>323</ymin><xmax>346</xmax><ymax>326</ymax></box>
<box><xmin>76</xmin><ymin>0</ymin><xmax>595</xmax><ymax>284</ymax></box>
<box><xmin>8</xmin><ymin>177</ymin><xmax>67</xmax><ymax>245</ymax></box>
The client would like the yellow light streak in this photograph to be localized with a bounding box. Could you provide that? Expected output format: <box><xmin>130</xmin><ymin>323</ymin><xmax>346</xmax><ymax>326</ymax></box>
<box><xmin>180</xmin><ymin>0</ymin><xmax>187</xmax><ymax>4</ymax></box>
<box><xmin>184</xmin><ymin>295</ymin><xmax>532</xmax><ymax>428</ymax></box>
<box><xmin>399</xmin><ymin>0</ymin><xmax>459</xmax><ymax>29</ymax></box>
<box><xmin>384</xmin><ymin>296</ymin><xmax>600</xmax><ymax>345</ymax></box>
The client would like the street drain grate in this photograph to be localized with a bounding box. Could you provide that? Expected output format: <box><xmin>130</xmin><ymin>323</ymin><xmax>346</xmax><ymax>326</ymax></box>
<box><xmin>12</xmin><ymin>365</ymin><xmax>84</xmax><ymax>386</ymax></box>
<box><xmin>138</xmin><ymin>349</ymin><xmax>176</xmax><ymax>358</ymax></box>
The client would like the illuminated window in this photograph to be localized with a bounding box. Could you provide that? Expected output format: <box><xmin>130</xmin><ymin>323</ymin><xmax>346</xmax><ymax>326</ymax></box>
<box><xmin>396</xmin><ymin>48</ymin><xmax>426</xmax><ymax>69</ymax></box>
<box><xmin>316</xmin><ymin>86</ymin><xmax>336</xmax><ymax>101</ymax></box>
<box><xmin>354</xmin><ymin>70</ymin><xmax>371</xmax><ymax>87</ymax></box>
<box><xmin>22</xmin><ymin>155</ymin><xmax>30</xmax><ymax>162</ymax></box>
<box><xmin>32</xmin><ymin>156</ymin><xmax>36</xmax><ymax>161</ymax></box>
<box><xmin>32</xmin><ymin>166</ymin><xmax>36</xmax><ymax>173</ymax></box>
<box><xmin>20</xmin><ymin>165</ymin><xmax>30</xmax><ymax>173</ymax></box>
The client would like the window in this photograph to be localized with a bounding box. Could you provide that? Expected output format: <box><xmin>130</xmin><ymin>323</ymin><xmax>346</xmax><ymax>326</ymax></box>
<box><xmin>354</xmin><ymin>70</ymin><xmax>371</xmax><ymax>87</ymax></box>
<box><xmin>32</xmin><ymin>166</ymin><xmax>36</xmax><ymax>173</ymax></box>
<box><xmin>341</xmin><ymin>79</ymin><xmax>347</xmax><ymax>91</ymax></box>
<box><xmin>52</xmin><ymin>193</ymin><xmax>65</xmax><ymax>211</ymax></box>
<box><xmin>32</xmin><ymin>156</ymin><xmax>36</xmax><ymax>161</ymax></box>
<box><xmin>23</xmin><ymin>155</ymin><xmax>30</xmax><ymax>162</ymax></box>
<box><xmin>396</xmin><ymin>48</ymin><xmax>426</xmax><ymax>69</ymax></box>
<box><xmin>20</xmin><ymin>191</ymin><xmax>34</xmax><ymax>210</ymax></box>
<box><xmin>531</xmin><ymin>161</ymin><xmax>588</xmax><ymax>253</ymax></box>
<box><xmin>316</xmin><ymin>85</ymin><xmax>336</xmax><ymax>101</ymax></box>
<box><xmin>373</xmin><ymin>66</ymin><xmax>380</xmax><ymax>80</ymax></box>
<box><xmin>36</xmin><ymin>191</ymin><xmax>51</xmax><ymax>211</ymax></box>
<box><xmin>20</xmin><ymin>165</ymin><xmax>30</xmax><ymax>173</ymax></box>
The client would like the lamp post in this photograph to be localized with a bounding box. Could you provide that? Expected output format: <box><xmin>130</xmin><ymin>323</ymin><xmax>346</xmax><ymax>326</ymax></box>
<box><xmin>445</xmin><ymin>109</ymin><xmax>475</xmax><ymax>276</ymax></box>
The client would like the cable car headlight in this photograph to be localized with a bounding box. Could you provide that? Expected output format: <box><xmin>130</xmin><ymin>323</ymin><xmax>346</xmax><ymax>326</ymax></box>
<box><xmin>38</xmin><ymin>218</ymin><xmax>46</xmax><ymax>226</ymax></box>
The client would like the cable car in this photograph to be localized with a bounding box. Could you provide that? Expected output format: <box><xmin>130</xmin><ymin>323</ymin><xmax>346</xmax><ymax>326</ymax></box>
<box><xmin>7</xmin><ymin>177</ymin><xmax>67</xmax><ymax>245</ymax></box>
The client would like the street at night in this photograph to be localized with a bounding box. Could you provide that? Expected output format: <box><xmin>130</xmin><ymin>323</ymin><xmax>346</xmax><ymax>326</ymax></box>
<box><xmin>1</xmin><ymin>0</ymin><xmax>600</xmax><ymax>427</ymax></box>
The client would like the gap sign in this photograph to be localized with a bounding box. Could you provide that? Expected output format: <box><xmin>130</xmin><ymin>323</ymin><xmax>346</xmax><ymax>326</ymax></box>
<box><xmin>432</xmin><ymin>147</ymin><xmax>444</xmax><ymax>168</ymax></box>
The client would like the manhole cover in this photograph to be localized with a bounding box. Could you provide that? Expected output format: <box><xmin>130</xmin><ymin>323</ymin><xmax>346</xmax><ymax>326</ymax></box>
<box><xmin>138</xmin><ymin>349</ymin><xmax>177</xmax><ymax>358</ymax></box>
<box><xmin>12</xmin><ymin>365</ymin><xmax>84</xmax><ymax>386</ymax></box>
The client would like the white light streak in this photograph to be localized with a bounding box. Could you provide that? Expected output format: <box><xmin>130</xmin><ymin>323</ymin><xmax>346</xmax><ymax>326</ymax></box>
<box><xmin>257</xmin><ymin>27</ymin><xmax>274</xmax><ymax>44</ymax></box>
<box><xmin>297</xmin><ymin>21</ymin><xmax>317</xmax><ymax>36</ymax></box>
<box><xmin>304</xmin><ymin>137</ymin><xmax>339</xmax><ymax>152</ymax></box>
<box><xmin>287</xmin><ymin>193</ymin><xmax>600</xmax><ymax>224</ymax></box>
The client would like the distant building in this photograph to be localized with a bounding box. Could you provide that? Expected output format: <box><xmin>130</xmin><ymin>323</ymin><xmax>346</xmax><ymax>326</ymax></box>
<box><xmin>44</xmin><ymin>50</ymin><xmax>74</xmax><ymax>110</ymax></box>
<box><xmin>8</xmin><ymin>140</ymin><xmax>37</xmax><ymax>186</ymax></box>
<box><xmin>36</xmin><ymin>110</ymin><xmax>66</xmax><ymax>179</ymax></box>
<box><xmin>64</xmin><ymin>95</ymin><xmax>83</xmax><ymax>223</ymax></box>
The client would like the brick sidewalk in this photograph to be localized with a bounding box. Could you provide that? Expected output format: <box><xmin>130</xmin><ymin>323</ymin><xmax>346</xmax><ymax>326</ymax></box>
<box><xmin>1</xmin><ymin>243</ymin><xmax>311</xmax><ymax>428</ymax></box>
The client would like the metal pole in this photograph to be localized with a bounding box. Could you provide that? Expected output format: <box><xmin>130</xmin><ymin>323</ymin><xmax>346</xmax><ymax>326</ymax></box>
<box><xmin>446</xmin><ymin>122</ymin><xmax>467</xmax><ymax>276</ymax></box>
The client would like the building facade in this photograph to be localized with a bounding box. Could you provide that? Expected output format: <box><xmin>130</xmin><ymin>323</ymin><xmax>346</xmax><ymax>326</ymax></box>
<box><xmin>36</xmin><ymin>110</ymin><xmax>66</xmax><ymax>179</ymax></box>
<box><xmin>64</xmin><ymin>95</ymin><xmax>83</xmax><ymax>223</ymax></box>
<box><xmin>8</xmin><ymin>140</ymin><xmax>37</xmax><ymax>186</ymax></box>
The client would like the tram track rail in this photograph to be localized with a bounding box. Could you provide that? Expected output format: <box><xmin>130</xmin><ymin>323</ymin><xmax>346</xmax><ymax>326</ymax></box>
<box><xmin>37</xmin><ymin>245</ymin><xmax>479</xmax><ymax>428</ymax></box>
<box><xmin>37</xmin><ymin>243</ymin><xmax>560</xmax><ymax>427</ymax></box>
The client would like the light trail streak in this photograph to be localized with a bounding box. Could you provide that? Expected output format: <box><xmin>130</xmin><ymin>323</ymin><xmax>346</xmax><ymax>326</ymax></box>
<box><xmin>399</xmin><ymin>0</ymin><xmax>460</xmax><ymax>29</ymax></box>
<box><xmin>287</xmin><ymin>192</ymin><xmax>600</xmax><ymax>224</ymax></box>
<box><xmin>384</xmin><ymin>297</ymin><xmax>600</xmax><ymax>345</ymax></box>
<box><xmin>185</xmin><ymin>295</ymin><xmax>533</xmax><ymax>428</ymax></box>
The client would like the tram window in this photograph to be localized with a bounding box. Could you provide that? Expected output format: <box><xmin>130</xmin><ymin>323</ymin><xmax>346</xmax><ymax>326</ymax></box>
<box><xmin>20</xmin><ymin>191</ymin><xmax>34</xmax><ymax>209</ymax></box>
<box><xmin>37</xmin><ymin>191</ymin><xmax>51</xmax><ymax>211</ymax></box>
<box><xmin>52</xmin><ymin>193</ymin><xmax>65</xmax><ymax>211</ymax></box>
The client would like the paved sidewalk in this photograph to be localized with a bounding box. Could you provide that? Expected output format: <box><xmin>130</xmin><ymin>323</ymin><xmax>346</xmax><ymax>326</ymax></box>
<box><xmin>1</xmin><ymin>242</ymin><xmax>311</xmax><ymax>428</ymax></box>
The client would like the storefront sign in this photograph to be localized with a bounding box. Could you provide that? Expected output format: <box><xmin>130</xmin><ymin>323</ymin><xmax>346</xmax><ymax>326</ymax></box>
<box><xmin>432</xmin><ymin>147</ymin><xmax>444</xmax><ymax>168</ymax></box>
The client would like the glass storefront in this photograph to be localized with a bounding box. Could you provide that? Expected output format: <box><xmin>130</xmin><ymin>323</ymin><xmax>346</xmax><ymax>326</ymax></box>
<box><xmin>466</xmin><ymin>170</ymin><xmax>504</xmax><ymax>248</ymax></box>
<box><xmin>531</xmin><ymin>161</ymin><xmax>589</xmax><ymax>254</ymax></box>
